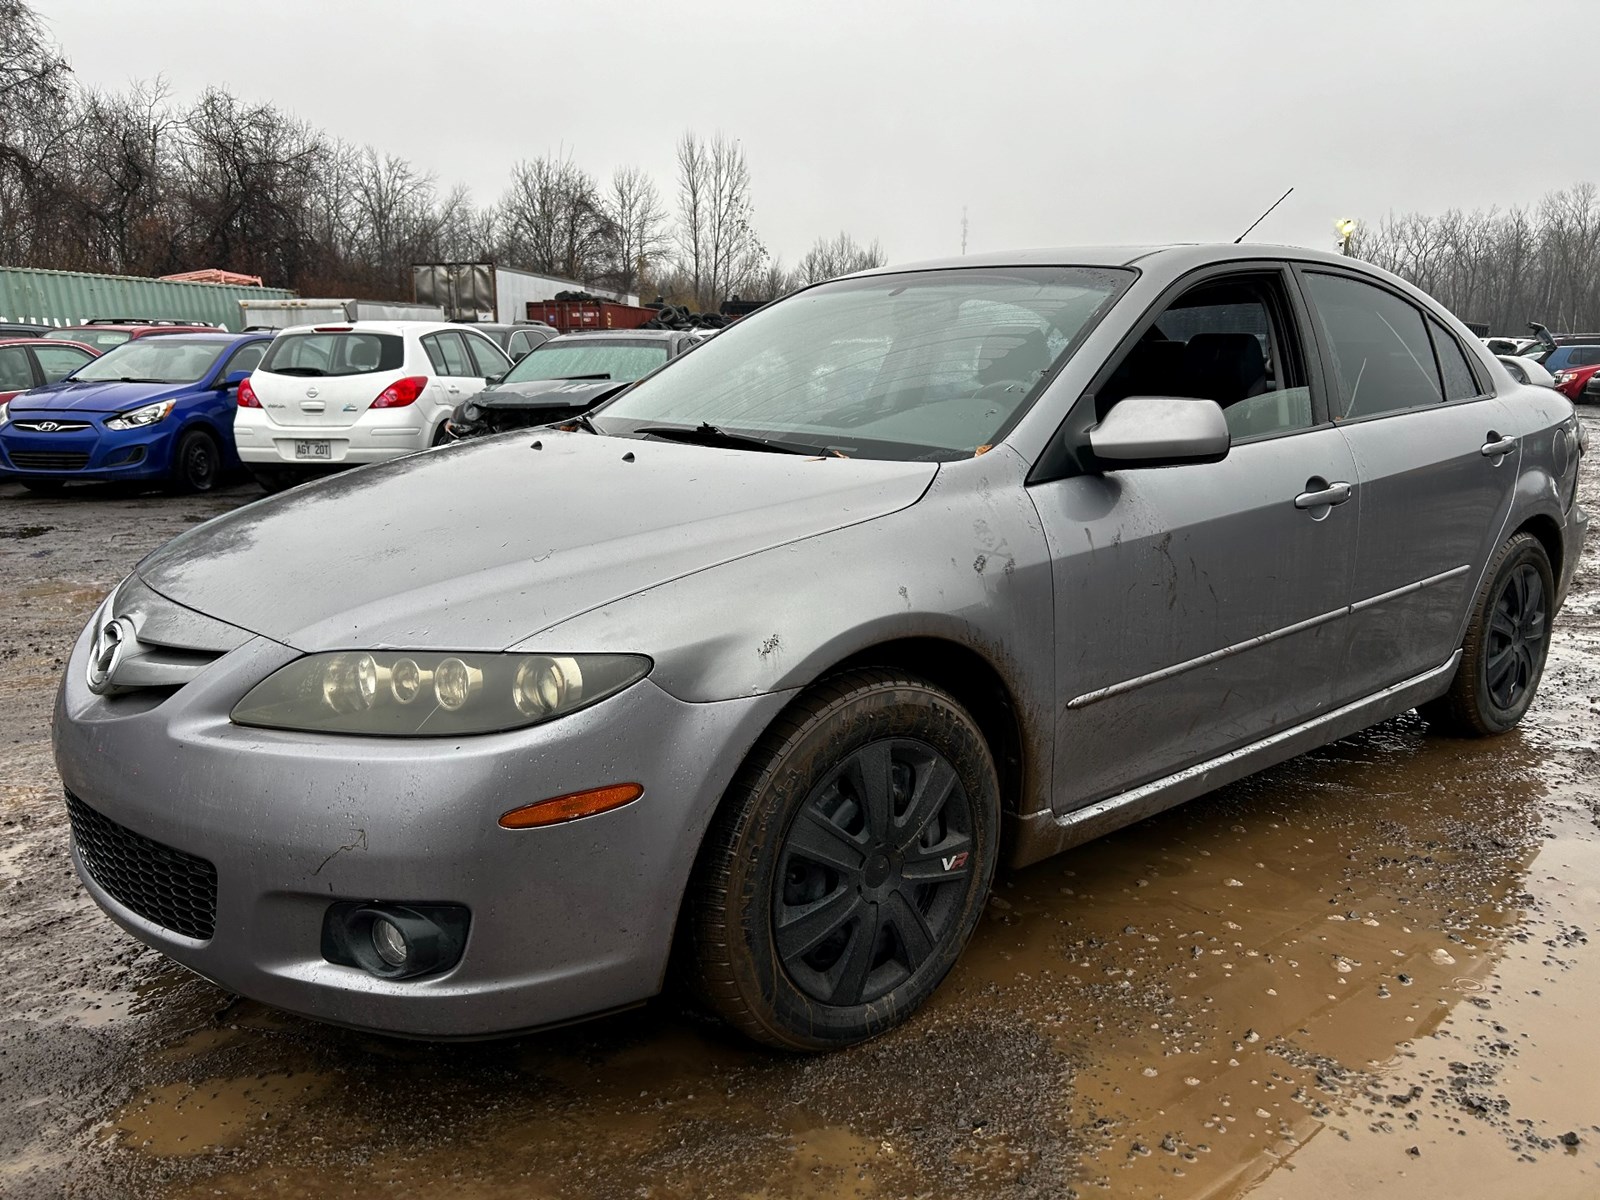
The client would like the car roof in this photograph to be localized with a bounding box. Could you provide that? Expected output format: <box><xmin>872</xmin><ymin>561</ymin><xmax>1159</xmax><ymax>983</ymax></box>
<box><xmin>276</xmin><ymin>320</ymin><xmax>482</xmax><ymax>336</ymax></box>
<box><xmin>1552</xmin><ymin>334</ymin><xmax>1600</xmax><ymax>344</ymax></box>
<box><xmin>0</xmin><ymin>336</ymin><xmax>95</xmax><ymax>349</ymax></box>
<box><xmin>859</xmin><ymin>243</ymin><xmax>1377</xmax><ymax>277</ymax></box>
<box><xmin>132</xmin><ymin>330</ymin><xmax>266</xmax><ymax>342</ymax></box>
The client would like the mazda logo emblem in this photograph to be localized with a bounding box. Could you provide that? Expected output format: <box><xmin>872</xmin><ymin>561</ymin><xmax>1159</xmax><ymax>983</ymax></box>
<box><xmin>86</xmin><ymin>617</ymin><xmax>134</xmax><ymax>695</ymax></box>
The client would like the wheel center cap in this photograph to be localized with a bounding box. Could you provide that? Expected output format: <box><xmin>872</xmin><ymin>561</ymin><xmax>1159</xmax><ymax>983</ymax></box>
<box><xmin>864</xmin><ymin>853</ymin><xmax>892</xmax><ymax>888</ymax></box>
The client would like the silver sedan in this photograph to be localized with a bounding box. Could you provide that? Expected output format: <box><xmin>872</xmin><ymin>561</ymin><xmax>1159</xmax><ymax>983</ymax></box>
<box><xmin>54</xmin><ymin>245</ymin><xmax>1589</xmax><ymax>1050</ymax></box>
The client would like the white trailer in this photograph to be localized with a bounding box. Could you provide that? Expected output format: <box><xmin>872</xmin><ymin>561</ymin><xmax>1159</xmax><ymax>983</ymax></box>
<box><xmin>411</xmin><ymin>263</ymin><xmax>638</xmax><ymax>324</ymax></box>
<box><xmin>239</xmin><ymin>298</ymin><xmax>447</xmax><ymax>330</ymax></box>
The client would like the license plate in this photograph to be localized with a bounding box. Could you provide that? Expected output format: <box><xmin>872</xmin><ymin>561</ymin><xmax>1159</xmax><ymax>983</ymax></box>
<box><xmin>294</xmin><ymin>440</ymin><xmax>331</xmax><ymax>460</ymax></box>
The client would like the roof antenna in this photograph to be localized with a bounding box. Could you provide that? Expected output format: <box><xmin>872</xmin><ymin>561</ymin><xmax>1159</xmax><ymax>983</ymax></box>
<box><xmin>1234</xmin><ymin>186</ymin><xmax>1294</xmax><ymax>244</ymax></box>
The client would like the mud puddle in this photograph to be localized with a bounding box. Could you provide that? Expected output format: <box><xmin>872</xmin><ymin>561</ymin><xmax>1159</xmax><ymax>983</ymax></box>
<box><xmin>3</xmin><ymin>418</ymin><xmax>1599</xmax><ymax>1200</ymax></box>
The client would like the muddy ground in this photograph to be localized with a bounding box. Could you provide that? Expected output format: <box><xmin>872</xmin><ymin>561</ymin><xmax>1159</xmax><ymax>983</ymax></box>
<box><xmin>1</xmin><ymin>426</ymin><xmax>1597</xmax><ymax>1199</ymax></box>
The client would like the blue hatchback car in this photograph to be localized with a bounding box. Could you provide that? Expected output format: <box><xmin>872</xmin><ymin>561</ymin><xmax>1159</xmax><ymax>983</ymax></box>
<box><xmin>0</xmin><ymin>331</ymin><xmax>272</xmax><ymax>493</ymax></box>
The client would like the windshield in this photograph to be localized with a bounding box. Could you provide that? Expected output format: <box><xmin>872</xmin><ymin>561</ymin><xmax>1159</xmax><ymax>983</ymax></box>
<box><xmin>71</xmin><ymin>337</ymin><xmax>228</xmax><ymax>384</ymax></box>
<box><xmin>260</xmin><ymin>332</ymin><xmax>404</xmax><ymax>377</ymax></box>
<box><xmin>506</xmin><ymin>340</ymin><xmax>669</xmax><ymax>384</ymax></box>
<box><xmin>45</xmin><ymin>327</ymin><xmax>131</xmax><ymax>350</ymax></box>
<box><xmin>596</xmin><ymin>267</ymin><xmax>1131</xmax><ymax>460</ymax></box>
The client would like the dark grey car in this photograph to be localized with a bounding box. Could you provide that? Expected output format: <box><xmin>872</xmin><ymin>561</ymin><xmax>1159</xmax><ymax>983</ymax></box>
<box><xmin>53</xmin><ymin>245</ymin><xmax>1588</xmax><ymax>1051</ymax></box>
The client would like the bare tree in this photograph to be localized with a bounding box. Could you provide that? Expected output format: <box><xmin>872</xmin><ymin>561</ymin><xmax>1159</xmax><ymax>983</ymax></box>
<box><xmin>795</xmin><ymin>231</ymin><xmax>886</xmax><ymax>286</ymax></box>
<box><xmin>0</xmin><ymin>0</ymin><xmax>74</xmax><ymax>262</ymax></box>
<box><xmin>499</xmin><ymin>152</ymin><xmax>612</xmax><ymax>284</ymax></box>
<box><xmin>602</xmin><ymin>165</ymin><xmax>669</xmax><ymax>298</ymax></box>
<box><xmin>674</xmin><ymin>131</ymin><xmax>766</xmax><ymax>309</ymax></box>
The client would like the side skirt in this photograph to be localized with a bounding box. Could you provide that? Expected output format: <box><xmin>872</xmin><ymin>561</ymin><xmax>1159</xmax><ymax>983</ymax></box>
<box><xmin>1004</xmin><ymin>652</ymin><xmax>1462</xmax><ymax>869</ymax></box>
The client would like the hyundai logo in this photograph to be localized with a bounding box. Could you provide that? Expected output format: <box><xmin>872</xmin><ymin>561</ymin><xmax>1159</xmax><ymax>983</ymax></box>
<box><xmin>85</xmin><ymin>617</ymin><xmax>134</xmax><ymax>695</ymax></box>
<box><xmin>36</xmin><ymin>421</ymin><xmax>61</xmax><ymax>432</ymax></box>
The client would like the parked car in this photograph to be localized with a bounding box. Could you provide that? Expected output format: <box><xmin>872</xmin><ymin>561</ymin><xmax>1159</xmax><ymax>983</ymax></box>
<box><xmin>235</xmin><ymin>321</ymin><xmax>512</xmax><ymax>491</ymax></box>
<box><xmin>1518</xmin><ymin>333</ymin><xmax>1600</xmax><ymax>373</ymax></box>
<box><xmin>0</xmin><ymin>321</ymin><xmax>51</xmax><ymax>338</ymax></box>
<box><xmin>0</xmin><ymin>331</ymin><xmax>270</xmax><ymax>493</ymax></box>
<box><xmin>453</xmin><ymin>322</ymin><xmax>557</xmax><ymax>360</ymax></box>
<box><xmin>42</xmin><ymin>318</ymin><xmax>220</xmax><ymax>353</ymax></box>
<box><xmin>1496</xmin><ymin>354</ymin><xmax>1556</xmax><ymax>387</ymax></box>
<box><xmin>0</xmin><ymin>337</ymin><xmax>99</xmax><ymax>412</ymax></box>
<box><xmin>447</xmin><ymin>329</ymin><xmax>701</xmax><ymax>438</ymax></box>
<box><xmin>54</xmin><ymin>245</ymin><xmax>1587</xmax><ymax>1052</ymax></box>
<box><xmin>1552</xmin><ymin>361</ymin><xmax>1600</xmax><ymax>403</ymax></box>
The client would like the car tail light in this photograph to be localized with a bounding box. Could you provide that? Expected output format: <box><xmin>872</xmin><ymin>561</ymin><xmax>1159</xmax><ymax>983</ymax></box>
<box><xmin>371</xmin><ymin>376</ymin><xmax>428</xmax><ymax>409</ymax></box>
<box><xmin>237</xmin><ymin>377</ymin><xmax>261</xmax><ymax>408</ymax></box>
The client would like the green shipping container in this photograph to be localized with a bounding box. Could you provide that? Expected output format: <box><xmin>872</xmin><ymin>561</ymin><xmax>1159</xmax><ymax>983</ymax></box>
<box><xmin>0</xmin><ymin>266</ymin><xmax>294</xmax><ymax>332</ymax></box>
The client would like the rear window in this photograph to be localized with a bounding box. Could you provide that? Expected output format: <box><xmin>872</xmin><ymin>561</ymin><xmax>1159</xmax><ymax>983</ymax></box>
<box><xmin>261</xmin><ymin>332</ymin><xmax>404</xmax><ymax>377</ymax></box>
<box><xmin>46</xmin><ymin>327</ymin><xmax>131</xmax><ymax>350</ymax></box>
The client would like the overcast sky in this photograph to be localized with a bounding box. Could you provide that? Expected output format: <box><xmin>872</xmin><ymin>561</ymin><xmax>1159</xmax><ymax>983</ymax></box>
<box><xmin>30</xmin><ymin>0</ymin><xmax>1593</xmax><ymax>268</ymax></box>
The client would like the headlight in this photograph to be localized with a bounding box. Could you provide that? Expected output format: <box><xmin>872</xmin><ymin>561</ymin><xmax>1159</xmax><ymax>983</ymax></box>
<box><xmin>230</xmin><ymin>651</ymin><xmax>651</xmax><ymax>736</ymax></box>
<box><xmin>105</xmin><ymin>399</ymin><xmax>176</xmax><ymax>430</ymax></box>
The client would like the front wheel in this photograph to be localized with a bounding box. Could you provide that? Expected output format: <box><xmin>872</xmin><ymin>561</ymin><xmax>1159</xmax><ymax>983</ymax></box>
<box><xmin>685</xmin><ymin>669</ymin><xmax>999</xmax><ymax>1051</ymax></box>
<box><xmin>170</xmin><ymin>428</ymin><xmax>220</xmax><ymax>493</ymax></box>
<box><xmin>1420</xmin><ymin>532</ymin><xmax>1555</xmax><ymax>736</ymax></box>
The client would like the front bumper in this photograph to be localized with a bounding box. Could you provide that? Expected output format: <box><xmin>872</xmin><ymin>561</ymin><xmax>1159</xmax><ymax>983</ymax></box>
<box><xmin>0</xmin><ymin>419</ymin><xmax>171</xmax><ymax>481</ymax></box>
<box><xmin>54</xmin><ymin>622</ymin><xmax>788</xmax><ymax>1037</ymax></box>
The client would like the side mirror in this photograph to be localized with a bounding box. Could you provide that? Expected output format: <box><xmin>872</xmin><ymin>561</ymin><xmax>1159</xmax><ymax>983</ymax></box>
<box><xmin>513</xmin><ymin>350</ymin><xmax>529</xmax><ymax>363</ymax></box>
<box><xmin>1087</xmin><ymin>396</ymin><xmax>1230</xmax><ymax>469</ymax></box>
<box><xmin>486</xmin><ymin>372</ymin><xmax>506</xmax><ymax>385</ymax></box>
<box><xmin>217</xmin><ymin>369</ymin><xmax>251</xmax><ymax>390</ymax></box>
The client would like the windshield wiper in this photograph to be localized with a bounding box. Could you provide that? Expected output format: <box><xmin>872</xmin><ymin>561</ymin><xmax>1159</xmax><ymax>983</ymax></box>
<box><xmin>550</xmin><ymin>373</ymin><xmax>611</xmax><ymax>381</ymax></box>
<box><xmin>634</xmin><ymin>422</ymin><xmax>825</xmax><ymax>456</ymax></box>
<box><xmin>108</xmin><ymin>376</ymin><xmax>171</xmax><ymax>384</ymax></box>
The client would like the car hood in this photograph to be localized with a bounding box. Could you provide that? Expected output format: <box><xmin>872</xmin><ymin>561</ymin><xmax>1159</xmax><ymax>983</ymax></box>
<box><xmin>8</xmin><ymin>378</ymin><xmax>195</xmax><ymax>414</ymax></box>
<box><xmin>134</xmin><ymin>431</ymin><xmax>938</xmax><ymax>651</ymax></box>
<box><xmin>474</xmin><ymin>377</ymin><xmax>622</xmax><ymax>410</ymax></box>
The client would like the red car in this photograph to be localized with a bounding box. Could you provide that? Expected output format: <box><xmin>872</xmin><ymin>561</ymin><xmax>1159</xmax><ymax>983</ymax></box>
<box><xmin>1552</xmin><ymin>362</ymin><xmax>1600</xmax><ymax>404</ymax></box>
<box><xmin>0</xmin><ymin>338</ymin><xmax>99</xmax><ymax>409</ymax></box>
<box><xmin>40</xmin><ymin>319</ymin><xmax>219</xmax><ymax>354</ymax></box>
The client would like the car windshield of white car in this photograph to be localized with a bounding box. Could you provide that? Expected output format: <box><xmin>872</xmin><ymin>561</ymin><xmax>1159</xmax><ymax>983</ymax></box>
<box><xmin>260</xmin><ymin>332</ymin><xmax>404</xmax><ymax>377</ymax></box>
<box><xmin>71</xmin><ymin>337</ymin><xmax>228</xmax><ymax>385</ymax></box>
<box><xmin>504</xmin><ymin>341</ymin><xmax>668</xmax><ymax>384</ymax></box>
<box><xmin>596</xmin><ymin>266</ymin><xmax>1132</xmax><ymax>461</ymax></box>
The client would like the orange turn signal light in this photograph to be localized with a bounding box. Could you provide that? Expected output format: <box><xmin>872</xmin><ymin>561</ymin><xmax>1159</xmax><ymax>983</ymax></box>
<box><xmin>498</xmin><ymin>783</ymin><xmax>644</xmax><ymax>829</ymax></box>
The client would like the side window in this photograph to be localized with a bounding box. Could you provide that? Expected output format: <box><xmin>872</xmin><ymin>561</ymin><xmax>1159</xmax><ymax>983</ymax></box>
<box><xmin>221</xmin><ymin>342</ymin><xmax>267</xmax><ymax>378</ymax></box>
<box><xmin>1427</xmin><ymin>319</ymin><xmax>1483</xmax><ymax>401</ymax></box>
<box><xmin>1569</xmin><ymin>347</ymin><xmax>1600</xmax><ymax>367</ymax></box>
<box><xmin>433</xmin><ymin>331</ymin><xmax>472</xmax><ymax>377</ymax></box>
<box><xmin>31</xmin><ymin>345</ymin><xmax>91</xmax><ymax>383</ymax></box>
<box><xmin>1098</xmin><ymin>273</ymin><xmax>1314</xmax><ymax>441</ymax></box>
<box><xmin>420</xmin><ymin>334</ymin><xmax>448</xmax><ymax>374</ymax></box>
<box><xmin>1304</xmin><ymin>273</ymin><xmax>1442</xmax><ymax>419</ymax></box>
<box><xmin>0</xmin><ymin>346</ymin><xmax>34</xmax><ymax>390</ymax></box>
<box><xmin>464</xmin><ymin>333</ymin><xmax>509</xmax><ymax>377</ymax></box>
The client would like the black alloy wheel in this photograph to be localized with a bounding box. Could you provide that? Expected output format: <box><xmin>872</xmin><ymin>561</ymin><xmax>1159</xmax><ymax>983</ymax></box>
<box><xmin>686</xmin><ymin>668</ymin><xmax>999</xmax><ymax>1050</ymax></box>
<box><xmin>172</xmin><ymin>429</ymin><xmax>219</xmax><ymax>493</ymax></box>
<box><xmin>1484</xmin><ymin>562</ymin><xmax>1546</xmax><ymax>711</ymax></box>
<box><xmin>1421</xmin><ymin>532</ymin><xmax>1555</xmax><ymax>736</ymax></box>
<box><xmin>774</xmin><ymin>738</ymin><xmax>974</xmax><ymax>1008</ymax></box>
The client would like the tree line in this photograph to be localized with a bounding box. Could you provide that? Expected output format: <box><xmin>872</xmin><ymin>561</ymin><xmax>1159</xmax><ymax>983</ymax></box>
<box><xmin>1352</xmin><ymin>182</ymin><xmax>1600</xmax><ymax>334</ymax></box>
<box><xmin>0</xmin><ymin>0</ymin><xmax>884</xmax><ymax>309</ymax></box>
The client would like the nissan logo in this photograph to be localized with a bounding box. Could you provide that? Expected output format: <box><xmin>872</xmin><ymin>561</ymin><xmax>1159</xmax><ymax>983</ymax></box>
<box><xmin>86</xmin><ymin>617</ymin><xmax>134</xmax><ymax>695</ymax></box>
<box><xmin>306</xmin><ymin>386</ymin><xmax>319</xmax><ymax>399</ymax></box>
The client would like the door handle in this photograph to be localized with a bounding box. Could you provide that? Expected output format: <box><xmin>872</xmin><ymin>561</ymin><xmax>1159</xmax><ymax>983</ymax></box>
<box><xmin>1294</xmin><ymin>481</ymin><xmax>1352</xmax><ymax>510</ymax></box>
<box><xmin>299</xmin><ymin>401</ymin><xmax>325</xmax><ymax>412</ymax></box>
<box><xmin>447</xmin><ymin>386</ymin><xmax>461</xmax><ymax>394</ymax></box>
<box><xmin>1481</xmin><ymin>433</ymin><xmax>1516</xmax><ymax>458</ymax></box>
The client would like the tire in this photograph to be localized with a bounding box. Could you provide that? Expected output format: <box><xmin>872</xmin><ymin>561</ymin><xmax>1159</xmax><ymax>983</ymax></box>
<box><xmin>170</xmin><ymin>428</ymin><xmax>220</xmax><ymax>494</ymax></box>
<box><xmin>19</xmin><ymin>479</ymin><xmax>65</xmax><ymax>495</ymax></box>
<box><xmin>250</xmin><ymin>467</ymin><xmax>301</xmax><ymax>494</ymax></box>
<box><xmin>1420</xmin><ymin>532</ymin><xmax>1555</xmax><ymax>736</ymax></box>
<box><xmin>685</xmin><ymin>668</ymin><xmax>999</xmax><ymax>1051</ymax></box>
<box><xmin>431</xmin><ymin>421</ymin><xmax>453</xmax><ymax>447</ymax></box>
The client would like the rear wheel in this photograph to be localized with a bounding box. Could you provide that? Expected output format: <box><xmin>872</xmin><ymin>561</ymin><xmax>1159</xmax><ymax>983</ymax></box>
<box><xmin>171</xmin><ymin>429</ymin><xmax>220</xmax><ymax>493</ymax></box>
<box><xmin>685</xmin><ymin>669</ymin><xmax>999</xmax><ymax>1051</ymax></box>
<box><xmin>1420</xmin><ymin>532</ymin><xmax>1554</xmax><ymax>736</ymax></box>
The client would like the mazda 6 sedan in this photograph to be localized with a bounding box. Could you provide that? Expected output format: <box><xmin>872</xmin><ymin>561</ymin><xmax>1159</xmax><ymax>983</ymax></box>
<box><xmin>55</xmin><ymin>245</ymin><xmax>1589</xmax><ymax>1051</ymax></box>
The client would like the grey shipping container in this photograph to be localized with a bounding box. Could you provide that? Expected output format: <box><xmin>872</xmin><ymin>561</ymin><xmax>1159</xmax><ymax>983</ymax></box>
<box><xmin>240</xmin><ymin>298</ymin><xmax>447</xmax><ymax>329</ymax></box>
<box><xmin>412</xmin><ymin>262</ymin><xmax>637</xmax><ymax>324</ymax></box>
<box><xmin>0</xmin><ymin>265</ymin><xmax>293</xmax><ymax>331</ymax></box>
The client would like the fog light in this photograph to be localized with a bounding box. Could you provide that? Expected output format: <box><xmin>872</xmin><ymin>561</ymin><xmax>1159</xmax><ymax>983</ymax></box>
<box><xmin>320</xmin><ymin>902</ymin><xmax>470</xmax><ymax>980</ymax></box>
<box><xmin>371</xmin><ymin>917</ymin><xmax>408</xmax><ymax>967</ymax></box>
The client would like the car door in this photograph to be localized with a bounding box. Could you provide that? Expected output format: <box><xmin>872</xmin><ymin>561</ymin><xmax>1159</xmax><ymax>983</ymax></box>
<box><xmin>1031</xmin><ymin>265</ymin><xmax>1360</xmax><ymax>810</ymax></box>
<box><xmin>420</xmin><ymin>331</ymin><xmax>480</xmax><ymax>419</ymax></box>
<box><xmin>1296</xmin><ymin>269</ymin><xmax>1520</xmax><ymax>696</ymax></box>
<box><xmin>461</xmin><ymin>330</ymin><xmax>512</xmax><ymax>386</ymax></box>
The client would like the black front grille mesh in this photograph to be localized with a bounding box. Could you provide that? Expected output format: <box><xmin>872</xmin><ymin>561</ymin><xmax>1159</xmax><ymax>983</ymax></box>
<box><xmin>12</xmin><ymin>451</ymin><xmax>90</xmax><ymax>470</ymax></box>
<box><xmin>66</xmin><ymin>791</ymin><xmax>217</xmax><ymax>940</ymax></box>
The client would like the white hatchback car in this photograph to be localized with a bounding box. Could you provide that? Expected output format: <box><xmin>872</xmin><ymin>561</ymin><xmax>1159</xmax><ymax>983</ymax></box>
<box><xmin>236</xmin><ymin>322</ymin><xmax>511</xmax><ymax>490</ymax></box>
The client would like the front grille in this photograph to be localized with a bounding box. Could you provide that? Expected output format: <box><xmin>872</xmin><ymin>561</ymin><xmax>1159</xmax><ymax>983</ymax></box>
<box><xmin>11</xmin><ymin>451</ymin><xmax>90</xmax><ymax>471</ymax></box>
<box><xmin>11</xmin><ymin>420</ymin><xmax>92</xmax><ymax>433</ymax></box>
<box><xmin>66</xmin><ymin>791</ymin><xmax>217</xmax><ymax>940</ymax></box>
